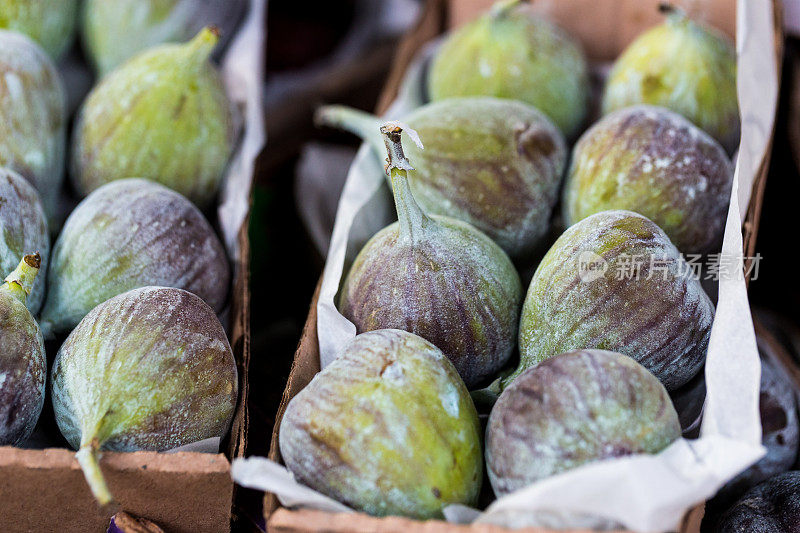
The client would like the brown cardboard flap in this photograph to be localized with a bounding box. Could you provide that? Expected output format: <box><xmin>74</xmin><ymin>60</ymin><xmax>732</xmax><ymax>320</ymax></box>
<box><xmin>0</xmin><ymin>447</ymin><xmax>232</xmax><ymax>533</ymax></box>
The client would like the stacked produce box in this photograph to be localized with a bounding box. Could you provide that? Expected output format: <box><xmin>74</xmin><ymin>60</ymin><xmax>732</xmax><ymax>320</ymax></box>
<box><xmin>1</xmin><ymin>1</ymin><xmax>263</xmax><ymax>531</ymax></box>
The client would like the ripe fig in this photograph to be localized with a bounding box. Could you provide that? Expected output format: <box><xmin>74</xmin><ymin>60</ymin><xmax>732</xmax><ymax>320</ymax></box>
<box><xmin>0</xmin><ymin>254</ymin><xmax>46</xmax><ymax>445</ymax></box>
<box><xmin>81</xmin><ymin>0</ymin><xmax>248</xmax><ymax>75</ymax></box>
<box><xmin>317</xmin><ymin>98</ymin><xmax>567</xmax><ymax>258</ymax></box>
<box><xmin>670</xmin><ymin>370</ymin><xmax>706</xmax><ymax>437</ymax></box>
<box><xmin>39</xmin><ymin>178</ymin><xmax>229</xmax><ymax>336</ymax></box>
<box><xmin>339</xmin><ymin>123</ymin><xmax>523</xmax><ymax>388</ymax></box>
<box><xmin>51</xmin><ymin>286</ymin><xmax>238</xmax><ymax>506</ymax></box>
<box><xmin>716</xmin><ymin>471</ymin><xmax>800</xmax><ymax>532</ymax></box>
<box><xmin>511</xmin><ymin>210</ymin><xmax>714</xmax><ymax>392</ymax></box>
<box><xmin>0</xmin><ymin>0</ymin><xmax>78</xmax><ymax>59</ymax></box>
<box><xmin>603</xmin><ymin>5</ymin><xmax>738</xmax><ymax>153</ymax></box>
<box><xmin>427</xmin><ymin>0</ymin><xmax>589</xmax><ymax>138</ymax></box>
<box><xmin>0</xmin><ymin>168</ymin><xmax>49</xmax><ymax>314</ymax></box>
<box><xmin>487</xmin><ymin>349</ymin><xmax>680</xmax><ymax>496</ymax></box>
<box><xmin>279</xmin><ymin>329</ymin><xmax>483</xmax><ymax>519</ymax></box>
<box><xmin>562</xmin><ymin>105</ymin><xmax>733</xmax><ymax>255</ymax></box>
<box><xmin>0</xmin><ymin>29</ymin><xmax>67</xmax><ymax>224</ymax></box>
<box><xmin>71</xmin><ymin>27</ymin><xmax>237</xmax><ymax>208</ymax></box>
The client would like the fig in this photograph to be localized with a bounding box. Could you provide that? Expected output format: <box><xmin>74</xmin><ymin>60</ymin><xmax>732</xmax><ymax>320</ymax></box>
<box><xmin>603</xmin><ymin>5</ymin><xmax>738</xmax><ymax>153</ymax></box>
<box><xmin>427</xmin><ymin>0</ymin><xmax>589</xmax><ymax>138</ymax></box>
<box><xmin>0</xmin><ymin>29</ymin><xmax>67</xmax><ymax>224</ymax></box>
<box><xmin>51</xmin><ymin>286</ymin><xmax>238</xmax><ymax>506</ymax></box>
<box><xmin>487</xmin><ymin>349</ymin><xmax>680</xmax><ymax>495</ymax></box>
<box><xmin>511</xmin><ymin>210</ymin><xmax>714</xmax><ymax>392</ymax></box>
<box><xmin>670</xmin><ymin>370</ymin><xmax>706</xmax><ymax>437</ymax></box>
<box><xmin>0</xmin><ymin>254</ymin><xmax>46</xmax><ymax>445</ymax></box>
<box><xmin>71</xmin><ymin>27</ymin><xmax>237</xmax><ymax>208</ymax></box>
<box><xmin>39</xmin><ymin>178</ymin><xmax>229</xmax><ymax>337</ymax></box>
<box><xmin>317</xmin><ymin>98</ymin><xmax>567</xmax><ymax>258</ymax></box>
<box><xmin>0</xmin><ymin>168</ymin><xmax>49</xmax><ymax>314</ymax></box>
<box><xmin>81</xmin><ymin>0</ymin><xmax>248</xmax><ymax>75</ymax></box>
<box><xmin>562</xmin><ymin>105</ymin><xmax>734</xmax><ymax>255</ymax></box>
<box><xmin>0</xmin><ymin>0</ymin><xmax>78</xmax><ymax>59</ymax></box>
<box><xmin>714</xmin><ymin>358</ymin><xmax>799</xmax><ymax>506</ymax></box>
<box><xmin>716</xmin><ymin>471</ymin><xmax>800</xmax><ymax>532</ymax></box>
<box><xmin>339</xmin><ymin>123</ymin><xmax>523</xmax><ymax>387</ymax></box>
<box><xmin>279</xmin><ymin>329</ymin><xmax>483</xmax><ymax>519</ymax></box>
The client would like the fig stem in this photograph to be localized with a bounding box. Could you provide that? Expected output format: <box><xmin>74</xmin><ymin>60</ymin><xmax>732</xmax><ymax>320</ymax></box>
<box><xmin>490</xmin><ymin>0</ymin><xmax>526</xmax><ymax>18</ymax></box>
<box><xmin>314</xmin><ymin>105</ymin><xmax>384</xmax><ymax>154</ymax></box>
<box><xmin>1</xmin><ymin>253</ymin><xmax>41</xmax><ymax>304</ymax></box>
<box><xmin>380</xmin><ymin>122</ymin><xmax>430</xmax><ymax>243</ymax></box>
<box><xmin>76</xmin><ymin>442</ymin><xmax>115</xmax><ymax>507</ymax></box>
<box><xmin>658</xmin><ymin>3</ymin><xmax>688</xmax><ymax>23</ymax></box>
<box><xmin>185</xmin><ymin>26</ymin><xmax>219</xmax><ymax>65</ymax></box>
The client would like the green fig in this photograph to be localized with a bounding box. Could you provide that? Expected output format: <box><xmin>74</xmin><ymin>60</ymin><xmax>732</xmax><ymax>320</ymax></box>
<box><xmin>487</xmin><ymin>349</ymin><xmax>680</xmax><ymax>495</ymax></box>
<box><xmin>339</xmin><ymin>123</ymin><xmax>522</xmax><ymax>388</ymax></box>
<box><xmin>0</xmin><ymin>168</ymin><xmax>49</xmax><ymax>314</ymax></box>
<box><xmin>71</xmin><ymin>27</ymin><xmax>237</xmax><ymax>208</ymax></box>
<box><xmin>0</xmin><ymin>29</ymin><xmax>67</xmax><ymax>224</ymax></box>
<box><xmin>81</xmin><ymin>0</ymin><xmax>248</xmax><ymax>76</ymax></box>
<box><xmin>603</xmin><ymin>5</ymin><xmax>738</xmax><ymax>153</ymax></box>
<box><xmin>51</xmin><ymin>286</ymin><xmax>238</xmax><ymax>506</ymax></box>
<box><xmin>279</xmin><ymin>329</ymin><xmax>483</xmax><ymax>519</ymax></box>
<box><xmin>0</xmin><ymin>254</ymin><xmax>46</xmax><ymax>445</ymax></box>
<box><xmin>39</xmin><ymin>178</ymin><xmax>229</xmax><ymax>337</ymax></box>
<box><xmin>511</xmin><ymin>210</ymin><xmax>714</xmax><ymax>392</ymax></box>
<box><xmin>0</xmin><ymin>0</ymin><xmax>78</xmax><ymax>59</ymax></box>
<box><xmin>317</xmin><ymin>98</ymin><xmax>567</xmax><ymax>258</ymax></box>
<box><xmin>427</xmin><ymin>0</ymin><xmax>589</xmax><ymax>138</ymax></box>
<box><xmin>562</xmin><ymin>105</ymin><xmax>733</xmax><ymax>255</ymax></box>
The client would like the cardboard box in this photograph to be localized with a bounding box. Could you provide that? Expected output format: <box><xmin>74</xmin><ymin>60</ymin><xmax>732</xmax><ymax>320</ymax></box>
<box><xmin>265</xmin><ymin>0</ymin><xmax>783</xmax><ymax>530</ymax></box>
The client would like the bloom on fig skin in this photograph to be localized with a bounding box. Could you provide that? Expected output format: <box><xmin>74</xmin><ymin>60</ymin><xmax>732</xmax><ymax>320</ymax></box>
<box><xmin>339</xmin><ymin>123</ymin><xmax>523</xmax><ymax>388</ymax></box>
<box><xmin>279</xmin><ymin>329</ymin><xmax>483</xmax><ymax>519</ymax></box>
<box><xmin>563</xmin><ymin>105</ymin><xmax>733</xmax><ymax>255</ymax></box>
<box><xmin>71</xmin><ymin>27</ymin><xmax>238</xmax><ymax>208</ymax></box>
<box><xmin>487</xmin><ymin>349</ymin><xmax>680</xmax><ymax>496</ymax></box>
<box><xmin>0</xmin><ymin>254</ymin><xmax>46</xmax><ymax>445</ymax></box>
<box><xmin>51</xmin><ymin>286</ymin><xmax>238</xmax><ymax>506</ymax></box>
<box><xmin>715</xmin><ymin>472</ymin><xmax>800</xmax><ymax>532</ymax></box>
<box><xmin>0</xmin><ymin>29</ymin><xmax>67</xmax><ymax>225</ymax></box>
<box><xmin>511</xmin><ymin>210</ymin><xmax>714</xmax><ymax>392</ymax></box>
<box><xmin>603</xmin><ymin>5</ymin><xmax>738</xmax><ymax>153</ymax></box>
<box><xmin>0</xmin><ymin>168</ymin><xmax>49</xmax><ymax>314</ymax></box>
<box><xmin>39</xmin><ymin>178</ymin><xmax>230</xmax><ymax>337</ymax></box>
<box><xmin>427</xmin><ymin>0</ymin><xmax>589</xmax><ymax>138</ymax></box>
<box><xmin>81</xmin><ymin>0</ymin><xmax>248</xmax><ymax>75</ymax></box>
<box><xmin>0</xmin><ymin>0</ymin><xmax>78</xmax><ymax>59</ymax></box>
<box><xmin>317</xmin><ymin>98</ymin><xmax>567</xmax><ymax>258</ymax></box>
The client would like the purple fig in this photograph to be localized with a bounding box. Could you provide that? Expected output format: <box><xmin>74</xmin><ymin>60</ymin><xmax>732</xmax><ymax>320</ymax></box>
<box><xmin>716</xmin><ymin>471</ymin><xmax>800</xmax><ymax>532</ymax></box>
<box><xmin>339</xmin><ymin>123</ymin><xmax>522</xmax><ymax>388</ymax></box>
<box><xmin>487</xmin><ymin>349</ymin><xmax>680</xmax><ymax>495</ymax></box>
<box><xmin>279</xmin><ymin>329</ymin><xmax>483</xmax><ymax>519</ymax></box>
<box><xmin>51</xmin><ymin>286</ymin><xmax>238</xmax><ymax>506</ymax></box>
<box><xmin>0</xmin><ymin>254</ymin><xmax>45</xmax><ymax>445</ymax></box>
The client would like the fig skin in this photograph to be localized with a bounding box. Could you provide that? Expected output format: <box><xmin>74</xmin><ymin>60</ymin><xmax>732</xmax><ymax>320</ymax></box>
<box><xmin>71</xmin><ymin>27</ymin><xmax>237</xmax><ymax>208</ymax></box>
<box><xmin>81</xmin><ymin>0</ymin><xmax>248</xmax><ymax>75</ymax></box>
<box><xmin>39</xmin><ymin>178</ymin><xmax>229</xmax><ymax>337</ymax></box>
<box><xmin>317</xmin><ymin>98</ymin><xmax>567</xmax><ymax>258</ymax></box>
<box><xmin>487</xmin><ymin>349</ymin><xmax>680</xmax><ymax>496</ymax></box>
<box><xmin>603</xmin><ymin>7</ymin><xmax>738</xmax><ymax>153</ymax></box>
<box><xmin>715</xmin><ymin>471</ymin><xmax>800</xmax><ymax>532</ymax></box>
<box><xmin>279</xmin><ymin>329</ymin><xmax>483</xmax><ymax>519</ymax></box>
<box><xmin>51</xmin><ymin>286</ymin><xmax>238</xmax><ymax>506</ymax></box>
<box><xmin>339</xmin><ymin>123</ymin><xmax>523</xmax><ymax>388</ymax></box>
<box><xmin>511</xmin><ymin>210</ymin><xmax>714</xmax><ymax>392</ymax></box>
<box><xmin>427</xmin><ymin>0</ymin><xmax>589</xmax><ymax>138</ymax></box>
<box><xmin>0</xmin><ymin>0</ymin><xmax>78</xmax><ymax>59</ymax></box>
<box><xmin>0</xmin><ymin>29</ymin><xmax>67</xmax><ymax>225</ymax></box>
<box><xmin>0</xmin><ymin>168</ymin><xmax>49</xmax><ymax>314</ymax></box>
<box><xmin>562</xmin><ymin>105</ymin><xmax>734</xmax><ymax>255</ymax></box>
<box><xmin>0</xmin><ymin>254</ymin><xmax>46</xmax><ymax>445</ymax></box>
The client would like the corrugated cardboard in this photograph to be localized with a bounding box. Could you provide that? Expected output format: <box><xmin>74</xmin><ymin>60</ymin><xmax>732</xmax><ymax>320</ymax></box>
<box><xmin>264</xmin><ymin>0</ymin><xmax>781</xmax><ymax>531</ymax></box>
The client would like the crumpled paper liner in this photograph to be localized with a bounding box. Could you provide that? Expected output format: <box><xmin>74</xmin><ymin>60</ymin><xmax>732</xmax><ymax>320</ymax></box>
<box><xmin>232</xmin><ymin>0</ymin><xmax>779</xmax><ymax>530</ymax></box>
